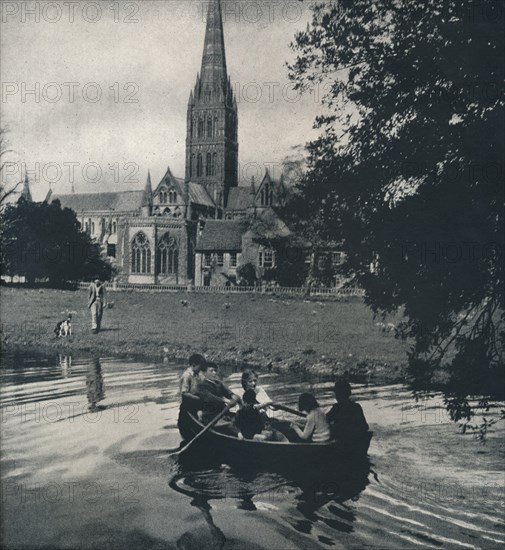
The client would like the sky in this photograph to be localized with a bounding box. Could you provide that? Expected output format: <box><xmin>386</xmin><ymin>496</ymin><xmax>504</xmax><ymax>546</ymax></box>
<box><xmin>1</xmin><ymin>0</ymin><xmax>327</xmax><ymax>199</ymax></box>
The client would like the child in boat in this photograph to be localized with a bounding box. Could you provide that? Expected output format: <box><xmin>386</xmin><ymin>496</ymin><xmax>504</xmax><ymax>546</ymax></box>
<box><xmin>326</xmin><ymin>380</ymin><xmax>369</xmax><ymax>442</ymax></box>
<box><xmin>177</xmin><ymin>353</ymin><xmax>206</xmax><ymax>437</ymax></box>
<box><xmin>290</xmin><ymin>393</ymin><xmax>331</xmax><ymax>442</ymax></box>
<box><xmin>197</xmin><ymin>362</ymin><xmax>240</xmax><ymax>424</ymax></box>
<box><xmin>241</xmin><ymin>369</ymin><xmax>271</xmax><ymax>404</ymax></box>
<box><xmin>236</xmin><ymin>389</ymin><xmax>287</xmax><ymax>441</ymax></box>
<box><xmin>241</xmin><ymin>369</ymin><xmax>279</xmax><ymax>418</ymax></box>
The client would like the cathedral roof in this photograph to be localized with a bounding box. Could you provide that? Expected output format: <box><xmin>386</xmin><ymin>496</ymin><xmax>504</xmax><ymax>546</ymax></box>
<box><xmin>186</xmin><ymin>181</ymin><xmax>215</xmax><ymax>208</ymax></box>
<box><xmin>52</xmin><ymin>191</ymin><xmax>144</xmax><ymax>213</ymax></box>
<box><xmin>226</xmin><ymin>186</ymin><xmax>250</xmax><ymax>210</ymax></box>
<box><xmin>195</xmin><ymin>220</ymin><xmax>247</xmax><ymax>252</ymax></box>
<box><xmin>155</xmin><ymin>166</ymin><xmax>216</xmax><ymax>208</ymax></box>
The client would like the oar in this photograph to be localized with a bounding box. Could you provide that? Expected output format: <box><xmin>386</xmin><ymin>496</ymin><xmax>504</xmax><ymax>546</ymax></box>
<box><xmin>271</xmin><ymin>403</ymin><xmax>307</xmax><ymax>418</ymax></box>
<box><xmin>169</xmin><ymin>398</ymin><xmax>239</xmax><ymax>457</ymax></box>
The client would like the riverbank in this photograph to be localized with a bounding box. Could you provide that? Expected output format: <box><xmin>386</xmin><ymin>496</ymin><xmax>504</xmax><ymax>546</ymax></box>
<box><xmin>1</xmin><ymin>287</ymin><xmax>409</xmax><ymax>384</ymax></box>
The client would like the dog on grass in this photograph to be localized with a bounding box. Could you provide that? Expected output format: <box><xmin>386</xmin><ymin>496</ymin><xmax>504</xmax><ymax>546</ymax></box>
<box><xmin>54</xmin><ymin>315</ymin><xmax>72</xmax><ymax>338</ymax></box>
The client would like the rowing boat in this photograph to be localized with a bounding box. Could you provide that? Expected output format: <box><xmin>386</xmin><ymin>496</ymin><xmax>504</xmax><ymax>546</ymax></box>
<box><xmin>178</xmin><ymin>410</ymin><xmax>372</xmax><ymax>470</ymax></box>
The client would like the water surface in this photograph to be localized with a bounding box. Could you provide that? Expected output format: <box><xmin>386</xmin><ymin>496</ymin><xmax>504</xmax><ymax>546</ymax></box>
<box><xmin>1</xmin><ymin>352</ymin><xmax>504</xmax><ymax>549</ymax></box>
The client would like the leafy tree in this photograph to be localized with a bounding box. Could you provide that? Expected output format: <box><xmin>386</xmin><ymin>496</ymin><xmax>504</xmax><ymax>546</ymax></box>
<box><xmin>263</xmin><ymin>238</ymin><xmax>309</xmax><ymax>287</ymax></box>
<box><xmin>311</xmin><ymin>252</ymin><xmax>335</xmax><ymax>287</ymax></box>
<box><xmin>1</xmin><ymin>198</ymin><xmax>114</xmax><ymax>285</ymax></box>
<box><xmin>0</xmin><ymin>128</ymin><xmax>23</xmax><ymax>207</ymax></box>
<box><xmin>237</xmin><ymin>263</ymin><xmax>257</xmax><ymax>286</ymax></box>
<box><xmin>289</xmin><ymin>0</ymin><xmax>504</xmax><ymax>429</ymax></box>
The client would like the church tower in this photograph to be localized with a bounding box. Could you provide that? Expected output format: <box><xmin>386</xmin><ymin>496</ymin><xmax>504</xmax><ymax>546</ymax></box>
<box><xmin>185</xmin><ymin>0</ymin><xmax>238</xmax><ymax>210</ymax></box>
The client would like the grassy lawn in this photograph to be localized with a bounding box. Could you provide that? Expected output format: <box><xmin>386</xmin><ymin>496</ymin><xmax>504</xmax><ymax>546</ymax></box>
<box><xmin>1</xmin><ymin>287</ymin><xmax>410</xmax><ymax>383</ymax></box>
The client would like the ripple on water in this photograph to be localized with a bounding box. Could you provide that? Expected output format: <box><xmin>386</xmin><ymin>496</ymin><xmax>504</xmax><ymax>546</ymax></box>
<box><xmin>1</xmin><ymin>351</ymin><xmax>504</xmax><ymax>550</ymax></box>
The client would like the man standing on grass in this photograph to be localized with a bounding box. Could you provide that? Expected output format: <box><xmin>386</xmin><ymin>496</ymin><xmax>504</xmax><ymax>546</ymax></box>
<box><xmin>88</xmin><ymin>279</ymin><xmax>105</xmax><ymax>334</ymax></box>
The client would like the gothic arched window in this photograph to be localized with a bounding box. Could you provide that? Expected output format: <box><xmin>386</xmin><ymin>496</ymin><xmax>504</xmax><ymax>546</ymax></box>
<box><xmin>212</xmin><ymin>153</ymin><xmax>217</xmax><ymax>176</ymax></box>
<box><xmin>197</xmin><ymin>154</ymin><xmax>203</xmax><ymax>177</ymax></box>
<box><xmin>214</xmin><ymin>114</ymin><xmax>219</xmax><ymax>136</ymax></box>
<box><xmin>168</xmin><ymin>190</ymin><xmax>177</xmax><ymax>203</ymax></box>
<box><xmin>198</xmin><ymin>117</ymin><xmax>204</xmax><ymax>138</ymax></box>
<box><xmin>190</xmin><ymin>154</ymin><xmax>195</xmax><ymax>178</ymax></box>
<box><xmin>131</xmin><ymin>232</ymin><xmax>151</xmax><ymax>274</ymax></box>
<box><xmin>207</xmin><ymin>116</ymin><xmax>213</xmax><ymax>138</ymax></box>
<box><xmin>156</xmin><ymin>233</ymin><xmax>178</xmax><ymax>275</ymax></box>
<box><xmin>193</xmin><ymin>117</ymin><xmax>197</xmax><ymax>138</ymax></box>
<box><xmin>205</xmin><ymin>87</ymin><xmax>212</xmax><ymax>103</ymax></box>
<box><xmin>261</xmin><ymin>184</ymin><xmax>272</xmax><ymax>206</ymax></box>
<box><xmin>206</xmin><ymin>153</ymin><xmax>212</xmax><ymax>176</ymax></box>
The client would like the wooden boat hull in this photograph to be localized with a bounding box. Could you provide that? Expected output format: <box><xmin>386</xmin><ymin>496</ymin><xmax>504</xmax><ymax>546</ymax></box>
<box><xmin>179</xmin><ymin>411</ymin><xmax>372</xmax><ymax>471</ymax></box>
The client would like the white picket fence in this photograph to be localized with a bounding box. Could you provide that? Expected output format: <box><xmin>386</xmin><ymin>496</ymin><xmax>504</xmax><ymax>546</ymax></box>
<box><xmin>76</xmin><ymin>281</ymin><xmax>363</xmax><ymax>298</ymax></box>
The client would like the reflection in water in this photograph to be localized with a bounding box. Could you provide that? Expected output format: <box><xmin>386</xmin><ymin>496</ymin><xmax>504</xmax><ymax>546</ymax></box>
<box><xmin>2</xmin><ymin>350</ymin><xmax>503</xmax><ymax>550</ymax></box>
<box><xmin>170</xmin><ymin>455</ymin><xmax>372</xmax><ymax>546</ymax></box>
<box><xmin>86</xmin><ymin>358</ymin><xmax>105</xmax><ymax>411</ymax></box>
<box><xmin>58</xmin><ymin>354</ymin><xmax>72</xmax><ymax>378</ymax></box>
<box><xmin>176</xmin><ymin>495</ymin><xmax>226</xmax><ymax>550</ymax></box>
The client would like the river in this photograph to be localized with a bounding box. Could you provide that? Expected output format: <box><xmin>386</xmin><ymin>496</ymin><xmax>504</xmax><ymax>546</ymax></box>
<box><xmin>1</xmin><ymin>352</ymin><xmax>504</xmax><ymax>549</ymax></box>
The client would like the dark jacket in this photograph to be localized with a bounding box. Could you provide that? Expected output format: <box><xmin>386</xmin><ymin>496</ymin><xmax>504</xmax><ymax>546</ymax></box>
<box><xmin>197</xmin><ymin>376</ymin><xmax>233</xmax><ymax>422</ymax></box>
<box><xmin>327</xmin><ymin>401</ymin><xmax>369</xmax><ymax>441</ymax></box>
<box><xmin>236</xmin><ymin>404</ymin><xmax>265</xmax><ymax>439</ymax></box>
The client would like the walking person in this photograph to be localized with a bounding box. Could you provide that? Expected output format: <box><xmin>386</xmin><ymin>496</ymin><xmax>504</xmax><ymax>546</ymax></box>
<box><xmin>88</xmin><ymin>279</ymin><xmax>105</xmax><ymax>334</ymax></box>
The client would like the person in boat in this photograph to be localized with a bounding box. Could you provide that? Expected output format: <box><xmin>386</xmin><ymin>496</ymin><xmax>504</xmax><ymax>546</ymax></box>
<box><xmin>241</xmin><ymin>369</ymin><xmax>281</xmax><ymax>419</ymax></box>
<box><xmin>326</xmin><ymin>380</ymin><xmax>369</xmax><ymax>442</ymax></box>
<box><xmin>241</xmin><ymin>369</ymin><xmax>271</xmax><ymax>404</ymax></box>
<box><xmin>290</xmin><ymin>392</ymin><xmax>331</xmax><ymax>442</ymax></box>
<box><xmin>236</xmin><ymin>389</ymin><xmax>287</xmax><ymax>442</ymax></box>
<box><xmin>196</xmin><ymin>362</ymin><xmax>241</xmax><ymax>424</ymax></box>
<box><xmin>177</xmin><ymin>353</ymin><xmax>206</xmax><ymax>436</ymax></box>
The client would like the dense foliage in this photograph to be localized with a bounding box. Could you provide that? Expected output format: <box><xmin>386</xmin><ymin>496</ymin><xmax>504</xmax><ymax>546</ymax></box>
<box><xmin>1</xmin><ymin>198</ymin><xmax>114</xmax><ymax>285</ymax></box>
<box><xmin>288</xmin><ymin>0</ymin><xmax>504</xmax><ymax>424</ymax></box>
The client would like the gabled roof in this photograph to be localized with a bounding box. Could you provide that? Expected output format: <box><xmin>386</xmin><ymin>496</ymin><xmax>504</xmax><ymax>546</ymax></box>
<box><xmin>52</xmin><ymin>191</ymin><xmax>144</xmax><ymax>213</ymax></box>
<box><xmin>154</xmin><ymin>167</ymin><xmax>215</xmax><ymax>208</ymax></box>
<box><xmin>226</xmin><ymin>186</ymin><xmax>250</xmax><ymax>210</ymax></box>
<box><xmin>187</xmin><ymin>181</ymin><xmax>215</xmax><ymax>208</ymax></box>
<box><xmin>195</xmin><ymin>220</ymin><xmax>247</xmax><ymax>252</ymax></box>
<box><xmin>256</xmin><ymin>170</ymin><xmax>285</xmax><ymax>199</ymax></box>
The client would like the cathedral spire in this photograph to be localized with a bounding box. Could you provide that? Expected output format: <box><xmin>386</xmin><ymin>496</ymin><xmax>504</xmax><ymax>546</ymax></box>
<box><xmin>22</xmin><ymin>174</ymin><xmax>32</xmax><ymax>202</ymax></box>
<box><xmin>141</xmin><ymin>170</ymin><xmax>153</xmax><ymax>211</ymax></box>
<box><xmin>185</xmin><ymin>0</ymin><xmax>238</xmax><ymax>208</ymax></box>
<box><xmin>200</xmin><ymin>0</ymin><xmax>227</xmax><ymax>85</ymax></box>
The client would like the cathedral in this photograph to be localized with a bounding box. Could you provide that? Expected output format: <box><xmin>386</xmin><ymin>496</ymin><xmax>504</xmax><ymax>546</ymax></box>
<box><xmin>51</xmin><ymin>0</ymin><xmax>289</xmax><ymax>286</ymax></box>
